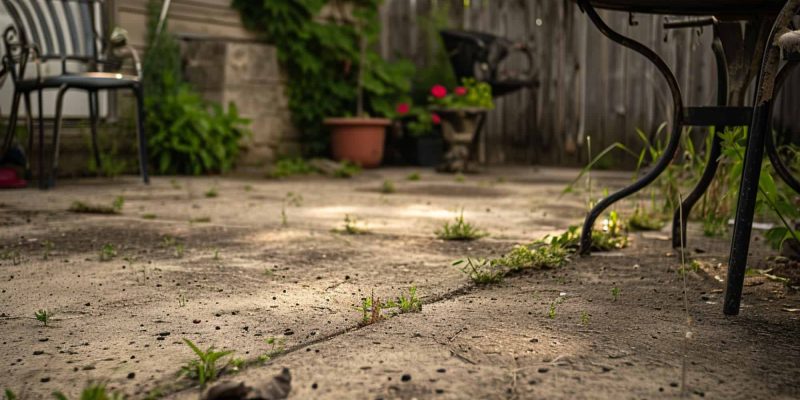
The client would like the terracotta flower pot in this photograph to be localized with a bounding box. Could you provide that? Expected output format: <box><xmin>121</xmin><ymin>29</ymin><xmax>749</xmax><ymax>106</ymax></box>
<box><xmin>325</xmin><ymin>117</ymin><xmax>391</xmax><ymax>168</ymax></box>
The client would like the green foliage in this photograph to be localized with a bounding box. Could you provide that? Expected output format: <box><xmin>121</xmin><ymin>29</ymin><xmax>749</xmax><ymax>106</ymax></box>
<box><xmin>406</xmin><ymin>172</ymin><xmax>421</xmax><ymax>181</ymax></box>
<box><xmin>429</xmin><ymin>78</ymin><xmax>494</xmax><ymax>110</ymax></box>
<box><xmin>4</xmin><ymin>389</ymin><xmax>16</xmax><ymax>400</ymax></box>
<box><xmin>35</xmin><ymin>309</ymin><xmax>53</xmax><ymax>326</ymax></box>
<box><xmin>259</xmin><ymin>337</ymin><xmax>286</xmax><ymax>363</ymax></box>
<box><xmin>69</xmin><ymin>196</ymin><xmax>124</xmax><ymax>215</ymax></box>
<box><xmin>337</xmin><ymin>214</ymin><xmax>367</xmax><ymax>235</ymax></box>
<box><xmin>628</xmin><ymin>205</ymin><xmax>665</xmax><ymax>231</ymax></box>
<box><xmin>436</xmin><ymin>211</ymin><xmax>487</xmax><ymax>241</ymax></box>
<box><xmin>580</xmin><ymin>311</ymin><xmax>590</xmax><ymax>325</ymax></box>
<box><xmin>548</xmin><ymin>298</ymin><xmax>563</xmax><ymax>319</ymax></box>
<box><xmin>453</xmin><ymin>258</ymin><xmax>504</xmax><ymax>284</ymax></box>
<box><xmin>144</xmin><ymin>0</ymin><xmax>250</xmax><ymax>175</ymax></box>
<box><xmin>492</xmin><ymin>241</ymin><xmax>570</xmax><ymax>272</ymax></box>
<box><xmin>99</xmin><ymin>244</ymin><xmax>117</xmax><ymax>262</ymax></box>
<box><xmin>232</xmin><ymin>0</ymin><xmax>414</xmax><ymax>154</ymax></box>
<box><xmin>385</xmin><ymin>286</ymin><xmax>422</xmax><ymax>314</ymax></box>
<box><xmin>204</xmin><ymin>188</ymin><xmax>218</xmax><ymax>198</ymax></box>
<box><xmin>380</xmin><ymin>180</ymin><xmax>396</xmax><ymax>194</ymax></box>
<box><xmin>179</xmin><ymin>339</ymin><xmax>233</xmax><ymax>387</ymax></box>
<box><xmin>610</xmin><ymin>287</ymin><xmax>621</xmax><ymax>302</ymax></box>
<box><xmin>357</xmin><ymin>291</ymin><xmax>385</xmax><ymax>326</ymax></box>
<box><xmin>52</xmin><ymin>383</ymin><xmax>124</xmax><ymax>400</ymax></box>
<box><xmin>269</xmin><ymin>158</ymin><xmax>316</xmax><ymax>178</ymax></box>
<box><xmin>86</xmin><ymin>135</ymin><xmax>130</xmax><ymax>178</ymax></box>
<box><xmin>333</xmin><ymin>161</ymin><xmax>362</xmax><ymax>178</ymax></box>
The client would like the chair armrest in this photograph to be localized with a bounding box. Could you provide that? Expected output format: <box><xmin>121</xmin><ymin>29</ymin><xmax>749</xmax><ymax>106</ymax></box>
<box><xmin>109</xmin><ymin>27</ymin><xmax>142</xmax><ymax>79</ymax></box>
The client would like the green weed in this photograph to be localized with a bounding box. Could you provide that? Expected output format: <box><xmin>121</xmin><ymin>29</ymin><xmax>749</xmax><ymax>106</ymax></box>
<box><xmin>548</xmin><ymin>297</ymin><xmax>564</xmax><ymax>319</ymax></box>
<box><xmin>611</xmin><ymin>287</ymin><xmax>621</xmax><ymax>302</ymax></box>
<box><xmin>407</xmin><ymin>172</ymin><xmax>421</xmax><ymax>181</ymax></box>
<box><xmin>69</xmin><ymin>196</ymin><xmax>124</xmax><ymax>215</ymax></box>
<box><xmin>35</xmin><ymin>309</ymin><xmax>53</xmax><ymax>326</ymax></box>
<box><xmin>357</xmin><ymin>291</ymin><xmax>385</xmax><ymax>326</ymax></box>
<box><xmin>179</xmin><ymin>339</ymin><xmax>233</xmax><ymax>387</ymax></box>
<box><xmin>189</xmin><ymin>216</ymin><xmax>211</xmax><ymax>224</ymax></box>
<box><xmin>385</xmin><ymin>286</ymin><xmax>422</xmax><ymax>314</ymax></box>
<box><xmin>204</xmin><ymin>188</ymin><xmax>218</xmax><ymax>198</ymax></box>
<box><xmin>269</xmin><ymin>158</ymin><xmax>315</xmax><ymax>178</ymax></box>
<box><xmin>142</xmin><ymin>213</ymin><xmax>157</xmax><ymax>220</ymax></box>
<box><xmin>454</xmin><ymin>258</ymin><xmax>504</xmax><ymax>284</ymax></box>
<box><xmin>258</xmin><ymin>337</ymin><xmax>286</xmax><ymax>363</ymax></box>
<box><xmin>381</xmin><ymin>180</ymin><xmax>396</xmax><ymax>194</ymax></box>
<box><xmin>99</xmin><ymin>244</ymin><xmax>117</xmax><ymax>262</ymax></box>
<box><xmin>580</xmin><ymin>311</ymin><xmax>590</xmax><ymax>325</ymax></box>
<box><xmin>334</xmin><ymin>161</ymin><xmax>361</xmax><ymax>178</ymax></box>
<box><xmin>0</xmin><ymin>248</ymin><xmax>22</xmax><ymax>265</ymax></box>
<box><xmin>41</xmin><ymin>240</ymin><xmax>54</xmax><ymax>261</ymax></box>
<box><xmin>336</xmin><ymin>214</ymin><xmax>367</xmax><ymax>235</ymax></box>
<box><xmin>436</xmin><ymin>211</ymin><xmax>487</xmax><ymax>241</ymax></box>
<box><xmin>52</xmin><ymin>382</ymin><xmax>123</xmax><ymax>400</ymax></box>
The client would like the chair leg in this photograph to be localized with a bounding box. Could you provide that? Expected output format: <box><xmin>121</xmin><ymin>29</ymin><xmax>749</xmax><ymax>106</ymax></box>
<box><xmin>89</xmin><ymin>90</ymin><xmax>102</xmax><ymax>174</ymax></box>
<box><xmin>723</xmin><ymin>102</ymin><xmax>771</xmax><ymax>316</ymax></box>
<box><xmin>672</xmin><ymin>128</ymin><xmax>723</xmax><ymax>248</ymax></box>
<box><xmin>50</xmin><ymin>85</ymin><xmax>69</xmax><ymax>189</ymax></box>
<box><xmin>133</xmin><ymin>85</ymin><xmax>150</xmax><ymax>184</ymax></box>
<box><xmin>23</xmin><ymin>93</ymin><xmax>34</xmax><ymax>180</ymax></box>
<box><xmin>2</xmin><ymin>90</ymin><xmax>22</xmax><ymax>155</ymax></box>
<box><xmin>37</xmin><ymin>89</ymin><xmax>47</xmax><ymax>190</ymax></box>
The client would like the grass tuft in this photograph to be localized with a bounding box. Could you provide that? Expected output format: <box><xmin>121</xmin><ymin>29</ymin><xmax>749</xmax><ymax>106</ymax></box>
<box><xmin>436</xmin><ymin>211</ymin><xmax>487</xmax><ymax>241</ymax></box>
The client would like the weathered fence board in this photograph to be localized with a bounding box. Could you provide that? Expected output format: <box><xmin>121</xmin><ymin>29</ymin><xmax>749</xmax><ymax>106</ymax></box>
<box><xmin>380</xmin><ymin>0</ymin><xmax>799</xmax><ymax>166</ymax></box>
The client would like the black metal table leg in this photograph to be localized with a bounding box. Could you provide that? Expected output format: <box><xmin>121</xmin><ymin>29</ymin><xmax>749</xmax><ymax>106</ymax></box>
<box><xmin>577</xmin><ymin>0</ymin><xmax>684</xmax><ymax>255</ymax></box>
<box><xmin>724</xmin><ymin>0</ymin><xmax>800</xmax><ymax>316</ymax></box>
<box><xmin>672</xmin><ymin>23</ymin><xmax>728</xmax><ymax>249</ymax></box>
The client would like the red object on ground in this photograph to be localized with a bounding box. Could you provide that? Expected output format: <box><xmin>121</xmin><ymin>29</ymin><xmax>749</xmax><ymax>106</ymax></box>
<box><xmin>0</xmin><ymin>167</ymin><xmax>27</xmax><ymax>189</ymax></box>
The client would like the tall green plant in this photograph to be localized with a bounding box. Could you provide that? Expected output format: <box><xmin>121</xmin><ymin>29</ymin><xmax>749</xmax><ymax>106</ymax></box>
<box><xmin>144</xmin><ymin>0</ymin><xmax>250</xmax><ymax>175</ymax></box>
<box><xmin>232</xmin><ymin>0</ymin><xmax>414</xmax><ymax>155</ymax></box>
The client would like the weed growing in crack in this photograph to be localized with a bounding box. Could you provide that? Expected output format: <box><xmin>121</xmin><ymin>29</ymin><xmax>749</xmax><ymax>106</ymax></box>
<box><xmin>204</xmin><ymin>188</ymin><xmax>218</xmax><ymax>198</ymax></box>
<box><xmin>454</xmin><ymin>258</ymin><xmax>504</xmax><ymax>284</ymax></box>
<box><xmin>357</xmin><ymin>291</ymin><xmax>385</xmax><ymax>326</ymax></box>
<box><xmin>610</xmin><ymin>287</ymin><xmax>621</xmax><ymax>302</ymax></box>
<box><xmin>99</xmin><ymin>244</ymin><xmax>117</xmax><ymax>262</ymax></box>
<box><xmin>34</xmin><ymin>309</ymin><xmax>53</xmax><ymax>326</ymax></box>
<box><xmin>334</xmin><ymin>161</ymin><xmax>361</xmax><ymax>178</ymax></box>
<box><xmin>170</xmin><ymin>179</ymin><xmax>181</xmax><ymax>190</ymax></box>
<box><xmin>407</xmin><ymin>172</ymin><xmax>421</xmax><ymax>181</ymax></box>
<box><xmin>179</xmin><ymin>338</ymin><xmax>233</xmax><ymax>387</ymax></box>
<box><xmin>580</xmin><ymin>311</ymin><xmax>590</xmax><ymax>325</ymax></box>
<box><xmin>243</xmin><ymin>184</ymin><xmax>253</xmax><ymax>192</ymax></box>
<box><xmin>385</xmin><ymin>286</ymin><xmax>422</xmax><ymax>314</ymax></box>
<box><xmin>436</xmin><ymin>210</ymin><xmax>487</xmax><ymax>241</ymax></box>
<box><xmin>69</xmin><ymin>196</ymin><xmax>124</xmax><ymax>215</ymax></box>
<box><xmin>142</xmin><ymin>213</ymin><xmax>157</xmax><ymax>220</ymax></box>
<box><xmin>4</xmin><ymin>389</ymin><xmax>16</xmax><ymax>400</ymax></box>
<box><xmin>189</xmin><ymin>216</ymin><xmax>211</xmax><ymax>224</ymax></box>
<box><xmin>493</xmin><ymin>241</ymin><xmax>569</xmax><ymax>272</ymax></box>
<box><xmin>52</xmin><ymin>382</ymin><xmax>123</xmax><ymax>400</ymax></box>
<box><xmin>258</xmin><ymin>337</ymin><xmax>286</xmax><ymax>363</ymax></box>
<box><xmin>381</xmin><ymin>180</ymin><xmax>396</xmax><ymax>194</ymax></box>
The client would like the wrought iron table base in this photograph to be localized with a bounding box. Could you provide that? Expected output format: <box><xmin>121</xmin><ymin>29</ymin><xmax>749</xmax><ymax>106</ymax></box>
<box><xmin>575</xmin><ymin>0</ymin><xmax>800</xmax><ymax>316</ymax></box>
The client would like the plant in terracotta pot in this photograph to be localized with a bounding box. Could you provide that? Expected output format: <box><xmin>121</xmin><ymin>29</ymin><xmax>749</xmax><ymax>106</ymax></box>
<box><xmin>428</xmin><ymin>78</ymin><xmax>494</xmax><ymax>173</ymax></box>
<box><xmin>325</xmin><ymin>13</ymin><xmax>413</xmax><ymax>168</ymax></box>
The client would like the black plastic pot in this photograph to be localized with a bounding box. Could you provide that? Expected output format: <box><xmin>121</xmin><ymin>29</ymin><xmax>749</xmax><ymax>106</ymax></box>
<box><xmin>412</xmin><ymin>135</ymin><xmax>444</xmax><ymax>166</ymax></box>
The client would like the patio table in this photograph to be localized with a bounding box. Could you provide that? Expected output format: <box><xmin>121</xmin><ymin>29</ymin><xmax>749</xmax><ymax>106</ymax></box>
<box><xmin>574</xmin><ymin>0</ymin><xmax>800</xmax><ymax>315</ymax></box>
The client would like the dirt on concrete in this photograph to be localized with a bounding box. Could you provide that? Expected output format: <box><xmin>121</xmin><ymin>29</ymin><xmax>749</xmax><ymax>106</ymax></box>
<box><xmin>0</xmin><ymin>167</ymin><xmax>797</xmax><ymax>399</ymax></box>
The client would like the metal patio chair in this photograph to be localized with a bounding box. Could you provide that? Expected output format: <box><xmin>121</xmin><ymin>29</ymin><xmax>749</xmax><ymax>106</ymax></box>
<box><xmin>1</xmin><ymin>0</ymin><xmax>148</xmax><ymax>189</ymax></box>
<box><xmin>440</xmin><ymin>29</ymin><xmax>538</xmax><ymax>97</ymax></box>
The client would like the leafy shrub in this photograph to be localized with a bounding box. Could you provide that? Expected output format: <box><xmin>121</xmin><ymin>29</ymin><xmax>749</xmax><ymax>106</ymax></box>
<box><xmin>144</xmin><ymin>0</ymin><xmax>250</xmax><ymax>175</ymax></box>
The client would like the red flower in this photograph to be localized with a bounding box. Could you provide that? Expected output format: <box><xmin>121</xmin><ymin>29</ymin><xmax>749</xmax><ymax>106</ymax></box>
<box><xmin>431</xmin><ymin>85</ymin><xmax>448</xmax><ymax>99</ymax></box>
<box><xmin>431</xmin><ymin>113</ymin><xmax>441</xmax><ymax>125</ymax></box>
<box><xmin>396</xmin><ymin>103</ymin><xmax>410</xmax><ymax>115</ymax></box>
<box><xmin>454</xmin><ymin>86</ymin><xmax>467</xmax><ymax>96</ymax></box>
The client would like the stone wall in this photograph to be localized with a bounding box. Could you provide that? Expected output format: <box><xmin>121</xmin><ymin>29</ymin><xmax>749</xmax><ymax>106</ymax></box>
<box><xmin>181</xmin><ymin>38</ymin><xmax>300</xmax><ymax>169</ymax></box>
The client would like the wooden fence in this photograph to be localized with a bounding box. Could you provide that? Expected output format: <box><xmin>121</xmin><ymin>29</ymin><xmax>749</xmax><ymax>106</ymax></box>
<box><xmin>379</xmin><ymin>0</ymin><xmax>800</xmax><ymax>166</ymax></box>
